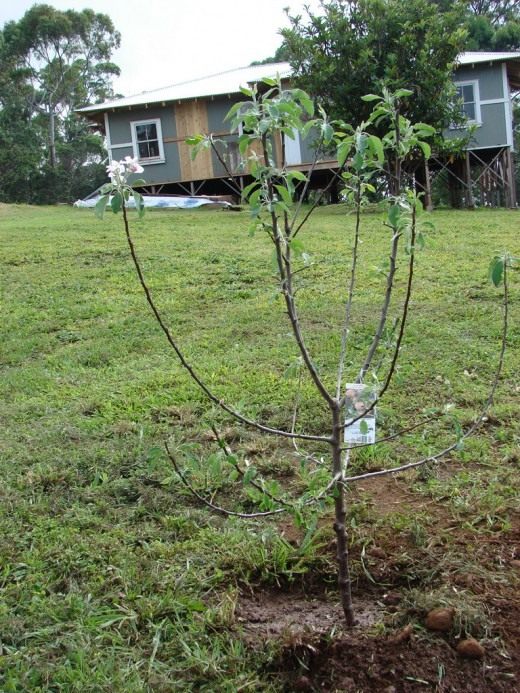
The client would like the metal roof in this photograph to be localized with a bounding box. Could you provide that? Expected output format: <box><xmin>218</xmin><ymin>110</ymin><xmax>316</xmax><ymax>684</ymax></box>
<box><xmin>77</xmin><ymin>62</ymin><xmax>292</xmax><ymax>114</ymax></box>
<box><xmin>77</xmin><ymin>52</ymin><xmax>520</xmax><ymax>116</ymax></box>
<box><xmin>457</xmin><ymin>51</ymin><xmax>520</xmax><ymax>65</ymax></box>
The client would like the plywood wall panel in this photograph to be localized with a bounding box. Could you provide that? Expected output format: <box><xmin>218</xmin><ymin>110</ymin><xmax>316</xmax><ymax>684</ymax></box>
<box><xmin>175</xmin><ymin>101</ymin><xmax>213</xmax><ymax>181</ymax></box>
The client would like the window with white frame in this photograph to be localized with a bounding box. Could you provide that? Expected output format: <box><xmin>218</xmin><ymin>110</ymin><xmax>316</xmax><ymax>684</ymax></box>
<box><xmin>454</xmin><ymin>81</ymin><xmax>481</xmax><ymax>124</ymax></box>
<box><xmin>131</xmin><ymin>118</ymin><xmax>165</xmax><ymax>163</ymax></box>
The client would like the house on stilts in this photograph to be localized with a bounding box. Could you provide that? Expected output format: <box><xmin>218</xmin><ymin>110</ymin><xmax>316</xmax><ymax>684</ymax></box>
<box><xmin>77</xmin><ymin>51</ymin><xmax>520</xmax><ymax>208</ymax></box>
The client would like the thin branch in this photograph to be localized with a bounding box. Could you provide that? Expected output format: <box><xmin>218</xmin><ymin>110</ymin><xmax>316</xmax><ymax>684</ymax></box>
<box><xmin>344</xmin><ymin>262</ymin><xmax>509</xmax><ymax>482</ymax></box>
<box><xmin>210</xmin><ymin>426</ymin><xmax>295</xmax><ymax>509</ymax></box>
<box><xmin>340</xmin><ymin>200</ymin><xmax>417</xmax><ymax>424</ymax></box>
<box><xmin>165</xmin><ymin>443</ymin><xmax>286</xmax><ymax>518</ymax></box>
<box><xmin>121</xmin><ymin>204</ymin><xmax>329</xmax><ymax>443</ymax></box>
<box><xmin>336</xmin><ymin>177</ymin><xmax>362</xmax><ymax>399</ymax></box>
<box><xmin>357</xmin><ymin>227</ymin><xmax>401</xmax><ymax>383</ymax></box>
<box><xmin>208</xmin><ymin>137</ymin><xmax>243</xmax><ymax>197</ymax></box>
<box><xmin>292</xmin><ymin>164</ymin><xmax>347</xmax><ymax>239</ymax></box>
<box><xmin>263</xmin><ymin>137</ymin><xmax>334</xmax><ymax>408</ymax></box>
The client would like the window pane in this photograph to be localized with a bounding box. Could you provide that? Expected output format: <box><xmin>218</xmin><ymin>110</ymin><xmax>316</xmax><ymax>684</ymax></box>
<box><xmin>462</xmin><ymin>84</ymin><xmax>474</xmax><ymax>103</ymax></box>
<box><xmin>135</xmin><ymin>123</ymin><xmax>158</xmax><ymax>142</ymax></box>
<box><xmin>146</xmin><ymin>123</ymin><xmax>157</xmax><ymax>140</ymax></box>
<box><xmin>135</xmin><ymin>125</ymin><xmax>147</xmax><ymax>141</ymax></box>
<box><xmin>138</xmin><ymin>142</ymin><xmax>149</xmax><ymax>158</ymax></box>
<box><xmin>463</xmin><ymin>102</ymin><xmax>475</xmax><ymax>120</ymax></box>
<box><xmin>134</xmin><ymin>120</ymin><xmax>162</xmax><ymax>159</ymax></box>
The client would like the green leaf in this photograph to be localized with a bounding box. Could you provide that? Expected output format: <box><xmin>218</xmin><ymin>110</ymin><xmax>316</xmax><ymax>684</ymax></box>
<box><xmin>489</xmin><ymin>256</ymin><xmax>504</xmax><ymax>287</ymax></box>
<box><xmin>243</xmin><ymin>465</ymin><xmax>257</xmax><ymax>484</ymax></box>
<box><xmin>185</xmin><ymin>134</ymin><xmax>204</xmax><ymax>146</ymax></box>
<box><xmin>368</xmin><ymin>135</ymin><xmax>384</xmax><ymax>162</ymax></box>
<box><xmin>322</xmin><ymin>122</ymin><xmax>334</xmax><ymax>145</ymax></box>
<box><xmin>287</xmin><ymin>170</ymin><xmax>308</xmax><ymax>182</ymax></box>
<box><xmin>95</xmin><ymin>194</ymin><xmax>109</xmax><ymax>219</ymax></box>
<box><xmin>414</xmin><ymin>122</ymin><xmax>436</xmax><ymax>136</ymax></box>
<box><xmin>294</xmin><ymin>89</ymin><xmax>314</xmax><ymax>116</ymax></box>
<box><xmin>417</xmin><ymin>140</ymin><xmax>431</xmax><ymax>159</ymax></box>
<box><xmin>302</xmin><ymin>119</ymin><xmax>318</xmax><ymax>139</ymax></box>
<box><xmin>361</xmin><ymin>94</ymin><xmax>381</xmax><ymax>102</ymax></box>
<box><xmin>360</xmin><ymin>420</ymin><xmax>369</xmax><ymax>435</ymax></box>
<box><xmin>248</xmin><ymin>188</ymin><xmax>262</xmax><ymax>210</ymax></box>
<box><xmin>351</xmin><ymin>151</ymin><xmax>364</xmax><ymax>172</ymax></box>
<box><xmin>242</xmin><ymin>180</ymin><xmax>260</xmax><ymax>201</ymax></box>
<box><xmin>224</xmin><ymin>101</ymin><xmax>246</xmax><ymax>122</ymax></box>
<box><xmin>387</xmin><ymin>204</ymin><xmax>401</xmax><ymax>227</ymax></box>
<box><xmin>131</xmin><ymin>178</ymin><xmax>146</xmax><ymax>187</ymax></box>
<box><xmin>132</xmin><ymin>191</ymin><xmax>145</xmax><ymax>218</ymax></box>
<box><xmin>289</xmin><ymin>238</ymin><xmax>305</xmax><ymax>256</ymax></box>
<box><xmin>275</xmin><ymin>184</ymin><xmax>292</xmax><ymax>207</ymax></box>
<box><xmin>337</xmin><ymin>140</ymin><xmax>351</xmax><ymax>167</ymax></box>
<box><xmin>110</xmin><ymin>192</ymin><xmax>122</xmax><ymax>214</ymax></box>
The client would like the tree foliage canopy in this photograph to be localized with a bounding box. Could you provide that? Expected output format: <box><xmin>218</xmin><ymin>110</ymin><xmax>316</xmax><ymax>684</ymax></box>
<box><xmin>279</xmin><ymin>0</ymin><xmax>468</xmax><ymax>131</ymax></box>
<box><xmin>465</xmin><ymin>0</ymin><xmax>520</xmax><ymax>50</ymax></box>
<box><xmin>0</xmin><ymin>4</ymin><xmax>120</xmax><ymax>203</ymax></box>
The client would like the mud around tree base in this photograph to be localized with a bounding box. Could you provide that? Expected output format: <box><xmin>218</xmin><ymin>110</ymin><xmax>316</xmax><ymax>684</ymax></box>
<box><xmin>237</xmin><ymin>590</ymin><xmax>383</xmax><ymax>643</ymax></box>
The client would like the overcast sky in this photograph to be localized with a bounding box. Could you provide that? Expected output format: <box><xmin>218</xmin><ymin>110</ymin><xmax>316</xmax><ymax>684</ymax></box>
<box><xmin>1</xmin><ymin>1</ymin><xmax>320</xmax><ymax>97</ymax></box>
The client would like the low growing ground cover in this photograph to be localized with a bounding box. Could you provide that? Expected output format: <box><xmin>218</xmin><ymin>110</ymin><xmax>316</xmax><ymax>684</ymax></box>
<box><xmin>1</xmin><ymin>202</ymin><xmax>519</xmax><ymax>691</ymax></box>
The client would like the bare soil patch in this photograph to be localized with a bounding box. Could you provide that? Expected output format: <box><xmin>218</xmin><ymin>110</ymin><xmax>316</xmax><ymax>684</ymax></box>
<box><xmin>237</xmin><ymin>590</ymin><xmax>384</xmax><ymax>644</ymax></box>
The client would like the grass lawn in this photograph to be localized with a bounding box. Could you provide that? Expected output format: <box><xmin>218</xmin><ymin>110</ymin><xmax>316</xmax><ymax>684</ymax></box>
<box><xmin>1</xmin><ymin>202</ymin><xmax>519</xmax><ymax>691</ymax></box>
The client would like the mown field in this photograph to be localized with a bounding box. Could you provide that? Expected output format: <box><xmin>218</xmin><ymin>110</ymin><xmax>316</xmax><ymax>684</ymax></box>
<box><xmin>1</xmin><ymin>202</ymin><xmax>519</xmax><ymax>692</ymax></box>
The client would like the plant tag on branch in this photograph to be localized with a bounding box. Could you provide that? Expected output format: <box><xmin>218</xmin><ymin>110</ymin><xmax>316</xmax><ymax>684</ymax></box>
<box><xmin>344</xmin><ymin>384</ymin><xmax>376</xmax><ymax>445</ymax></box>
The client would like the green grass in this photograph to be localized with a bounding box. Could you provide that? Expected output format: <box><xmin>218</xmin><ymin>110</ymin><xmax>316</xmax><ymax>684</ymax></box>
<box><xmin>1</xmin><ymin>202</ymin><xmax>519</xmax><ymax>691</ymax></box>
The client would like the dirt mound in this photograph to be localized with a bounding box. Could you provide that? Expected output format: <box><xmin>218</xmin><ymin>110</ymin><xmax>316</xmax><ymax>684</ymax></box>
<box><xmin>278</xmin><ymin>632</ymin><xmax>517</xmax><ymax>692</ymax></box>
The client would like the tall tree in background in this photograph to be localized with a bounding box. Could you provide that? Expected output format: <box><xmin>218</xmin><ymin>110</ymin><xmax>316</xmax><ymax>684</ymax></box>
<box><xmin>466</xmin><ymin>1</ymin><xmax>520</xmax><ymax>50</ymax></box>
<box><xmin>280</xmin><ymin>0</ymin><xmax>468</xmax><ymax>132</ymax></box>
<box><xmin>0</xmin><ymin>4</ymin><xmax>120</xmax><ymax>203</ymax></box>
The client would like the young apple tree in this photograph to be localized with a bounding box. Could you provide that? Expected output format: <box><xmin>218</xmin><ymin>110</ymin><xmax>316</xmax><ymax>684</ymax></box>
<box><xmin>96</xmin><ymin>82</ymin><xmax>510</xmax><ymax>626</ymax></box>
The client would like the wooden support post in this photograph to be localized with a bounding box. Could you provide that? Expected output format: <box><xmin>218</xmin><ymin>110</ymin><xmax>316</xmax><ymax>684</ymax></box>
<box><xmin>465</xmin><ymin>152</ymin><xmax>475</xmax><ymax>209</ymax></box>
<box><xmin>424</xmin><ymin>159</ymin><xmax>433</xmax><ymax>211</ymax></box>
<box><xmin>189</xmin><ymin>181</ymin><xmax>195</xmax><ymax>197</ymax></box>
<box><xmin>448</xmin><ymin>160</ymin><xmax>461</xmax><ymax>209</ymax></box>
<box><xmin>505</xmin><ymin>149</ymin><xmax>517</xmax><ymax>209</ymax></box>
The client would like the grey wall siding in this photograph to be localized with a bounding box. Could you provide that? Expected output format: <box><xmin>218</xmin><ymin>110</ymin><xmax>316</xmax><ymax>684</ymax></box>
<box><xmin>140</xmin><ymin>142</ymin><xmax>182</xmax><ymax>183</ymax></box>
<box><xmin>207</xmin><ymin>97</ymin><xmax>238</xmax><ymax>133</ymax></box>
<box><xmin>108</xmin><ymin>105</ymin><xmax>177</xmax><ymax>144</ymax></box>
<box><xmin>446</xmin><ymin>62</ymin><xmax>510</xmax><ymax>149</ymax></box>
<box><xmin>472</xmin><ymin>102</ymin><xmax>508</xmax><ymax>148</ymax></box>
<box><xmin>454</xmin><ymin>63</ymin><xmax>504</xmax><ymax>101</ymax></box>
<box><xmin>444</xmin><ymin>102</ymin><xmax>508</xmax><ymax>149</ymax></box>
<box><xmin>107</xmin><ymin>105</ymin><xmax>181</xmax><ymax>184</ymax></box>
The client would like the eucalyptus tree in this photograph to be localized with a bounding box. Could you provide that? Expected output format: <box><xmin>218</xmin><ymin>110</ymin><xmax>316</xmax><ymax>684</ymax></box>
<box><xmin>0</xmin><ymin>4</ymin><xmax>120</xmax><ymax>202</ymax></box>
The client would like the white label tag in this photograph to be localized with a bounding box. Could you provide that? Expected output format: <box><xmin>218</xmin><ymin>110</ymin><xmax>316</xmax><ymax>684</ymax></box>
<box><xmin>344</xmin><ymin>383</ymin><xmax>376</xmax><ymax>445</ymax></box>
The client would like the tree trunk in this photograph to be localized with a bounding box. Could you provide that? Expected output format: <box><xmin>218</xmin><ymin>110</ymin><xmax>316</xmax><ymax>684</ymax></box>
<box><xmin>331</xmin><ymin>404</ymin><xmax>355</xmax><ymax>626</ymax></box>
<box><xmin>49</xmin><ymin>108</ymin><xmax>57</xmax><ymax>168</ymax></box>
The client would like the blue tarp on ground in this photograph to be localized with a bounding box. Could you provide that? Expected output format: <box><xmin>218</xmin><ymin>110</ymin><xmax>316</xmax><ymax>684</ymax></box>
<box><xmin>74</xmin><ymin>195</ymin><xmax>231</xmax><ymax>209</ymax></box>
